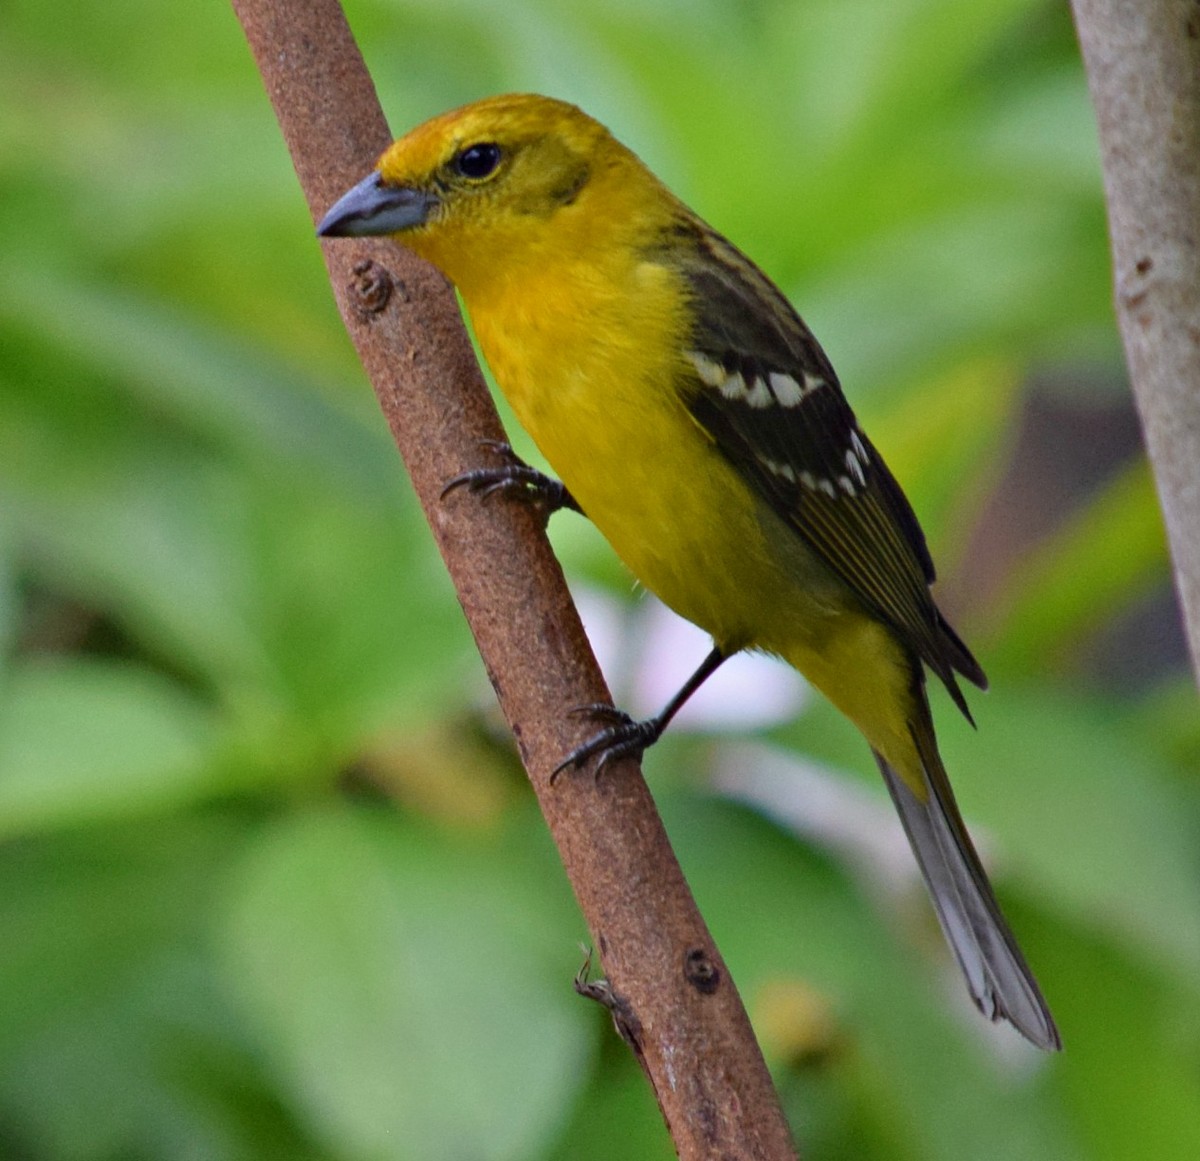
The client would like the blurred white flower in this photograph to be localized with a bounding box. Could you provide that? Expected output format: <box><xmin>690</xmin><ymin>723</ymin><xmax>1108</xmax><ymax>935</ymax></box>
<box><xmin>572</xmin><ymin>586</ymin><xmax>808</xmax><ymax>731</ymax></box>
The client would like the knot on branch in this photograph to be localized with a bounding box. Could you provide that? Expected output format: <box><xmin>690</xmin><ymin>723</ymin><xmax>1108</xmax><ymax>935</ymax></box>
<box><xmin>684</xmin><ymin>946</ymin><xmax>721</xmax><ymax>995</ymax></box>
<box><xmin>349</xmin><ymin>258</ymin><xmax>398</xmax><ymax>319</ymax></box>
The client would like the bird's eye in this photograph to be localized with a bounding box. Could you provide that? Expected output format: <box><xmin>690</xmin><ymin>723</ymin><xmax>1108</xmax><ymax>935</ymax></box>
<box><xmin>453</xmin><ymin>142</ymin><xmax>502</xmax><ymax>181</ymax></box>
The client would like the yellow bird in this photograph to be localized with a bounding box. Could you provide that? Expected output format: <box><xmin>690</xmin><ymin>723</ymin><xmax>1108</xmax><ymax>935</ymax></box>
<box><xmin>319</xmin><ymin>94</ymin><xmax>1060</xmax><ymax>1051</ymax></box>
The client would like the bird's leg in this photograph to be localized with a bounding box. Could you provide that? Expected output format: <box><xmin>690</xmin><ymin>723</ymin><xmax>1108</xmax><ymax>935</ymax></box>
<box><xmin>442</xmin><ymin>439</ymin><xmax>582</xmax><ymax>518</ymax></box>
<box><xmin>553</xmin><ymin>646</ymin><xmax>729</xmax><ymax>780</ymax></box>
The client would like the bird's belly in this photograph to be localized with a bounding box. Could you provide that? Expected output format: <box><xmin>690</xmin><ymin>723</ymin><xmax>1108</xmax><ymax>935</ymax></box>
<box><xmin>511</xmin><ymin>370</ymin><xmax>845</xmax><ymax>653</ymax></box>
<box><xmin>469</xmin><ymin>277</ymin><xmax>852</xmax><ymax>655</ymax></box>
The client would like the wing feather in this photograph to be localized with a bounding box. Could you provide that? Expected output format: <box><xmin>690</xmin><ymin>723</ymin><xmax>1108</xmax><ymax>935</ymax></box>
<box><xmin>664</xmin><ymin>220</ymin><xmax>986</xmax><ymax>705</ymax></box>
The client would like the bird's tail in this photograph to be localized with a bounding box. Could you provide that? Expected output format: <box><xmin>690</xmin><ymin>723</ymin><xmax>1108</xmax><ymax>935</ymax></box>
<box><xmin>874</xmin><ymin>711</ymin><xmax>1061</xmax><ymax>1051</ymax></box>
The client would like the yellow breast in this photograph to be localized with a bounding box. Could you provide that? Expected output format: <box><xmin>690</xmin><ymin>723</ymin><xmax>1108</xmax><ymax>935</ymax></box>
<box><xmin>463</xmin><ymin>253</ymin><xmax>828</xmax><ymax>652</ymax></box>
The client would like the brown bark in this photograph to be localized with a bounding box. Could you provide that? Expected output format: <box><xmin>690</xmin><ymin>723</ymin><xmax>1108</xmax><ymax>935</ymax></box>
<box><xmin>231</xmin><ymin>1</ymin><xmax>798</xmax><ymax>1155</ymax></box>
<box><xmin>1071</xmin><ymin>0</ymin><xmax>1200</xmax><ymax>684</ymax></box>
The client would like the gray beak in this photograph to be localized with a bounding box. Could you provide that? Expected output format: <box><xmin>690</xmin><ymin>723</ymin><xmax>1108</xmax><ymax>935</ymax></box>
<box><xmin>317</xmin><ymin>172</ymin><xmax>436</xmax><ymax>237</ymax></box>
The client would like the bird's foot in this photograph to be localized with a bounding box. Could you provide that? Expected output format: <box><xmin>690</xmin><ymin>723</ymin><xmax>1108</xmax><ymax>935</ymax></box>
<box><xmin>442</xmin><ymin>440</ymin><xmax>579</xmax><ymax>517</ymax></box>
<box><xmin>551</xmin><ymin>703</ymin><xmax>665</xmax><ymax>782</ymax></box>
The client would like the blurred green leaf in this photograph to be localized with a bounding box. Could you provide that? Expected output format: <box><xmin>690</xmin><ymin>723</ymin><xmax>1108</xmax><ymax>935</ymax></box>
<box><xmin>218</xmin><ymin>808</ymin><xmax>593</xmax><ymax>1161</ymax></box>
<box><xmin>0</xmin><ymin>815</ymin><xmax>318</xmax><ymax>1161</ymax></box>
<box><xmin>9</xmin><ymin>456</ymin><xmax>276</xmax><ymax>696</ymax></box>
<box><xmin>0</xmin><ymin>518</ymin><xmax>16</xmax><ymax>686</ymax></box>
<box><xmin>867</xmin><ymin>354</ymin><xmax>1022</xmax><ymax>549</ymax></box>
<box><xmin>0</xmin><ymin>274</ymin><xmax>400</xmax><ymax>507</ymax></box>
<box><xmin>546</xmin><ymin>1037</ymin><xmax>674</xmax><ymax>1161</ymax></box>
<box><xmin>0</xmin><ymin>659</ymin><xmax>219</xmax><ymax>838</ymax></box>
<box><xmin>1041</xmin><ymin>911</ymin><xmax>1200</xmax><ymax>1161</ymax></box>
<box><xmin>939</xmin><ymin>684</ymin><xmax>1200</xmax><ymax>978</ymax></box>
<box><xmin>986</xmin><ymin>462</ymin><xmax>1169</xmax><ymax>668</ymax></box>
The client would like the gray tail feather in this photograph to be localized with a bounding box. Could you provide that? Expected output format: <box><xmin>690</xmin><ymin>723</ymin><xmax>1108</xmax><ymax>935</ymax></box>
<box><xmin>873</xmin><ymin>740</ymin><xmax>1061</xmax><ymax>1051</ymax></box>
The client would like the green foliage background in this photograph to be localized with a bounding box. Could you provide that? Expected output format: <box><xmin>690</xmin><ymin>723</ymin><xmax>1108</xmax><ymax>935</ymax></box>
<box><xmin>2</xmin><ymin>1</ymin><xmax>1198</xmax><ymax>1157</ymax></box>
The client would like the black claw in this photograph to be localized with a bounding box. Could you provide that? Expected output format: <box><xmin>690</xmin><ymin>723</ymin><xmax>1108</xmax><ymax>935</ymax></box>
<box><xmin>551</xmin><ymin>706</ymin><xmax>664</xmax><ymax>782</ymax></box>
<box><xmin>442</xmin><ymin>441</ymin><xmax>580</xmax><ymax>516</ymax></box>
<box><xmin>552</xmin><ymin>648</ymin><xmax>729</xmax><ymax>785</ymax></box>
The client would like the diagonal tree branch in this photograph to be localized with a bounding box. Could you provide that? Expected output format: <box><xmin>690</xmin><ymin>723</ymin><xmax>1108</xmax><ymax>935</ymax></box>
<box><xmin>1071</xmin><ymin>0</ymin><xmax>1200</xmax><ymax>685</ymax></box>
<box><xmin>231</xmin><ymin>1</ymin><xmax>798</xmax><ymax>1156</ymax></box>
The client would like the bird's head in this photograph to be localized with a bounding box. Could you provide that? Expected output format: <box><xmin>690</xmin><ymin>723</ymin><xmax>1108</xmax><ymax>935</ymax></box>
<box><xmin>318</xmin><ymin>94</ymin><xmax>655</xmax><ymax>296</ymax></box>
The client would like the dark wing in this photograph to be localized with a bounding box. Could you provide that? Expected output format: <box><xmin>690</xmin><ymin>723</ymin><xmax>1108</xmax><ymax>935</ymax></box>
<box><xmin>665</xmin><ymin>220</ymin><xmax>985</xmax><ymax>710</ymax></box>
